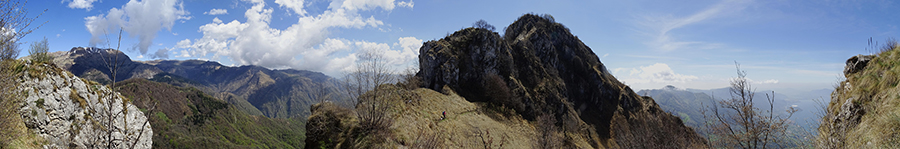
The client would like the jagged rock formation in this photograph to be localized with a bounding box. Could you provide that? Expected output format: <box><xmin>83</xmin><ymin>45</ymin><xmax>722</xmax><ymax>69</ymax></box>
<box><xmin>417</xmin><ymin>14</ymin><xmax>706</xmax><ymax>148</ymax></box>
<box><xmin>819</xmin><ymin>45</ymin><xmax>900</xmax><ymax>148</ymax></box>
<box><xmin>51</xmin><ymin>47</ymin><xmax>343</xmax><ymax>119</ymax></box>
<box><xmin>15</xmin><ymin>62</ymin><xmax>152</xmax><ymax>148</ymax></box>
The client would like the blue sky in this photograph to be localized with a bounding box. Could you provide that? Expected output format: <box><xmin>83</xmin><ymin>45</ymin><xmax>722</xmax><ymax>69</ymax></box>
<box><xmin>17</xmin><ymin>0</ymin><xmax>900</xmax><ymax>91</ymax></box>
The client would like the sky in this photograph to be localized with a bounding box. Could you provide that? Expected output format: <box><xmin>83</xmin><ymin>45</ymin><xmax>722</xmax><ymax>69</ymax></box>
<box><xmin>15</xmin><ymin>0</ymin><xmax>900</xmax><ymax>91</ymax></box>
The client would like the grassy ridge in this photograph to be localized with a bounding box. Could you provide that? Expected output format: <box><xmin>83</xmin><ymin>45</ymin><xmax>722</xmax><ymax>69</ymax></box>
<box><xmin>820</xmin><ymin>45</ymin><xmax>900</xmax><ymax>148</ymax></box>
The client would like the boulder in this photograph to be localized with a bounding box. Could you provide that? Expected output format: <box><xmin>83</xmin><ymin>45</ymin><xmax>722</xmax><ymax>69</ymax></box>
<box><xmin>844</xmin><ymin>54</ymin><xmax>874</xmax><ymax>77</ymax></box>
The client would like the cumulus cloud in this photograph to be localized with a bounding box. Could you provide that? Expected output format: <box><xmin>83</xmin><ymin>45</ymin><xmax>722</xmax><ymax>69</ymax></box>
<box><xmin>616</xmin><ymin>63</ymin><xmax>698</xmax><ymax>84</ymax></box>
<box><xmin>65</xmin><ymin>0</ymin><xmax>99</xmax><ymax>10</ymax></box>
<box><xmin>84</xmin><ymin>0</ymin><xmax>190</xmax><ymax>56</ymax></box>
<box><xmin>275</xmin><ymin>0</ymin><xmax>307</xmax><ymax>15</ymax></box>
<box><xmin>178</xmin><ymin>0</ymin><xmax>416</xmax><ymax>76</ymax></box>
<box><xmin>204</xmin><ymin>8</ymin><xmax>228</xmax><ymax>15</ymax></box>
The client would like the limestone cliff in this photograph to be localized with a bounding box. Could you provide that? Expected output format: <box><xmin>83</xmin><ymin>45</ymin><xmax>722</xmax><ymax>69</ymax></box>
<box><xmin>15</xmin><ymin>61</ymin><xmax>152</xmax><ymax>148</ymax></box>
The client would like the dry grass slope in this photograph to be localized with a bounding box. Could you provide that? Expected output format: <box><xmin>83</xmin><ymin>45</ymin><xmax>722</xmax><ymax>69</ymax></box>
<box><xmin>819</xmin><ymin>43</ymin><xmax>900</xmax><ymax>148</ymax></box>
<box><xmin>306</xmin><ymin>84</ymin><xmax>601</xmax><ymax>148</ymax></box>
<box><xmin>0</xmin><ymin>60</ymin><xmax>45</xmax><ymax>148</ymax></box>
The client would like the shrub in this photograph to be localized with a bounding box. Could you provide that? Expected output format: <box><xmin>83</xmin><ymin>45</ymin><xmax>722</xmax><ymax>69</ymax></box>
<box><xmin>305</xmin><ymin>102</ymin><xmax>354</xmax><ymax>149</ymax></box>
<box><xmin>534</xmin><ymin>114</ymin><xmax>562</xmax><ymax>149</ymax></box>
<box><xmin>410</xmin><ymin>129</ymin><xmax>443</xmax><ymax>149</ymax></box>
<box><xmin>28</xmin><ymin>37</ymin><xmax>51</xmax><ymax>64</ymax></box>
<box><xmin>397</xmin><ymin>67</ymin><xmax>422</xmax><ymax>90</ymax></box>
<box><xmin>483</xmin><ymin>73</ymin><xmax>524</xmax><ymax>113</ymax></box>
<box><xmin>473</xmin><ymin>19</ymin><xmax>495</xmax><ymax>32</ymax></box>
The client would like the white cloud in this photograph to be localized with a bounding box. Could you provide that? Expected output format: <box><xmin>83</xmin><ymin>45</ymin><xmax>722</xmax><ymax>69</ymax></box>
<box><xmin>761</xmin><ymin>79</ymin><xmax>779</xmax><ymax>84</ymax></box>
<box><xmin>178</xmin><ymin>0</ymin><xmax>416</xmax><ymax>76</ymax></box>
<box><xmin>85</xmin><ymin>0</ymin><xmax>190</xmax><ymax>57</ymax></box>
<box><xmin>394</xmin><ymin>36</ymin><xmax>423</xmax><ymax>65</ymax></box>
<box><xmin>397</xmin><ymin>1</ymin><xmax>414</xmax><ymax>8</ymax></box>
<box><xmin>65</xmin><ymin>0</ymin><xmax>99</xmax><ymax>10</ymax></box>
<box><xmin>637</xmin><ymin>0</ymin><xmax>750</xmax><ymax>51</ymax></box>
<box><xmin>275</xmin><ymin>0</ymin><xmax>306</xmax><ymax>15</ymax></box>
<box><xmin>618</xmin><ymin>63</ymin><xmax>698</xmax><ymax>84</ymax></box>
<box><xmin>174</xmin><ymin>50</ymin><xmax>191</xmax><ymax>58</ymax></box>
<box><xmin>204</xmin><ymin>8</ymin><xmax>228</xmax><ymax>15</ymax></box>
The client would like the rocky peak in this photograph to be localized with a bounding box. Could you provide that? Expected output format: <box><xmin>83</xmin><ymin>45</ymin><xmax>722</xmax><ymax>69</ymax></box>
<box><xmin>417</xmin><ymin>14</ymin><xmax>706</xmax><ymax>148</ymax></box>
<box><xmin>15</xmin><ymin>61</ymin><xmax>152</xmax><ymax>148</ymax></box>
<box><xmin>56</xmin><ymin>47</ymin><xmax>161</xmax><ymax>84</ymax></box>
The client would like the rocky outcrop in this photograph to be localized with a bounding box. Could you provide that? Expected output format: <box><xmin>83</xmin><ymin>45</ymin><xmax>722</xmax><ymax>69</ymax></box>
<box><xmin>819</xmin><ymin>46</ymin><xmax>900</xmax><ymax>148</ymax></box>
<box><xmin>843</xmin><ymin>54</ymin><xmax>873</xmax><ymax>77</ymax></box>
<box><xmin>15</xmin><ymin>62</ymin><xmax>152</xmax><ymax>148</ymax></box>
<box><xmin>417</xmin><ymin>14</ymin><xmax>706</xmax><ymax>148</ymax></box>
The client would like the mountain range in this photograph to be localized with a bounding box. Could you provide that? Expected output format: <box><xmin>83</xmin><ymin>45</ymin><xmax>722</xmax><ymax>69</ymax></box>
<box><xmin>640</xmin><ymin>85</ymin><xmax>829</xmax><ymax>130</ymax></box>
<box><xmin>50</xmin><ymin>48</ymin><xmax>344</xmax><ymax>119</ymax></box>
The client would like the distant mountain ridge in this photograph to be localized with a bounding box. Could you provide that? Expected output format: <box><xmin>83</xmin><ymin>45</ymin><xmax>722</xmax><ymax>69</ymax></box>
<box><xmin>637</xmin><ymin>85</ymin><xmax>716</xmax><ymax>127</ymax></box>
<box><xmin>51</xmin><ymin>47</ymin><xmax>343</xmax><ymax>118</ymax></box>
<box><xmin>642</xmin><ymin>85</ymin><xmax>822</xmax><ymax>122</ymax></box>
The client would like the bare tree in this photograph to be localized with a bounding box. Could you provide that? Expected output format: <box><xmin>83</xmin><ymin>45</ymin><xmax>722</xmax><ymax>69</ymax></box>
<box><xmin>534</xmin><ymin>114</ymin><xmax>562</xmax><ymax>149</ymax></box>
<box><xmin>0</xmin><ymin>0</ymin><xmax>43</xmax><ymax>146</ymax></box>
<box><xmin>342</xmin><ymin>50</ymin><xmax>395</xmax><ymax>134</ymax></box>
<box><xmin>702</xmin><ymin>62</ymin><xmax>797</xmax><ymax>149</ymax></box>
<box><xmin>311</xmin><ymin>83</ymin><xmax>332</xmax><ymax>103</ymax></box>
<box><xmin>0</xmin><ymin>0</ymin><xmax>44</xmax><ymax>60</ymax></box>
<box><xmin>79</xmin><ymin>28</ymin><xmax>154</xmax><ymax>149</ymax></box>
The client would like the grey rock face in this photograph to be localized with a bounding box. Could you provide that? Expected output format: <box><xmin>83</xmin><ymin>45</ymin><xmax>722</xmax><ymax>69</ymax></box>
<box><xmin>416</xmin><ymin>14</ymin><xmax>707</xmax><ymax>147</ymax></box>
<box><xmin>844</xmin><ymin>54</ymin><xmax>874</xmax><ymax>77</ymax></box>
<box><xmin>16</xmin><ymin>63</ymin><xmax>152</xmax><ymax>149</ymax></box>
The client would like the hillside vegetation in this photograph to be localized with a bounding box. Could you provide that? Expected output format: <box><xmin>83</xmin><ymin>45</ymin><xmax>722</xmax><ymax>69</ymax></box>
<box><xmin>306</xmin><ymin>85</ymin><xmax>542</xmax><ymax>148</ymax></box>
<box><xmin>819</xmin><ymin>43</ymin><xmax>900</xmax><ymax>148</ymax></box>
<box><xmin>115</xmin><ymin>79</ymin><xmax>305</xmax><ymax>148</ymax></box>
